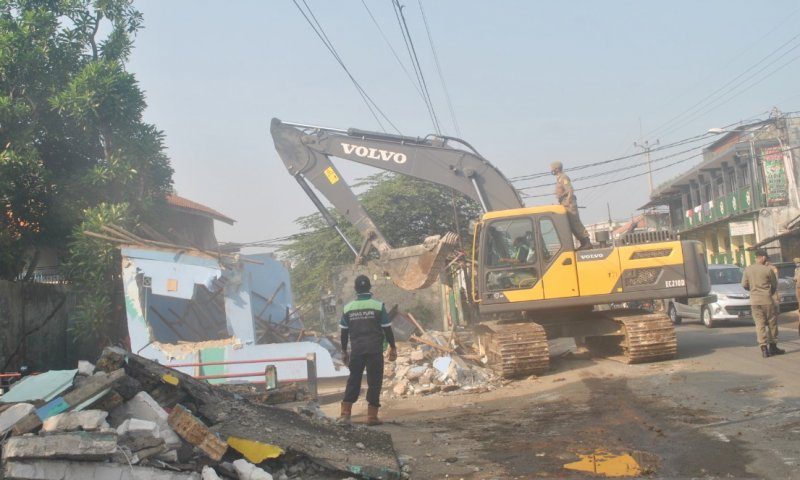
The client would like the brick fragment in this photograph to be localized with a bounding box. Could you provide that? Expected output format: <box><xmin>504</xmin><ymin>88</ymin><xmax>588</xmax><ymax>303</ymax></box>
<box><xmin>167</xmin><ymin>404</ymin><xmax>227</xmax><ymax>461</ymax></box>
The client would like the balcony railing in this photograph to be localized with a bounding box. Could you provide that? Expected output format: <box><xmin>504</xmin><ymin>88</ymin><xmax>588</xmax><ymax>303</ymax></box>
<box><xmin>683</xmin><ymin>185</ymin><xmax>754</xmax><ymax>230</ymax></box>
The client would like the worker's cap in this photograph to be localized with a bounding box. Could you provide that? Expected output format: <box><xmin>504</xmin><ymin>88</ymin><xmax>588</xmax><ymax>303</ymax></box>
<box><xmin>354</xmin><ymin>274</ymin><xmax>371</xmax><ymax>293</ymax></box>
<box><xmin>549</xmin><ymin>161</ymin><xmax>563</xmax><ymax>171</ymax></box>
<box><xmin>794</xmin><ymin>257</ymin><xmax>800</xmax><ymax>263</ymax></box>
<box><xmin>755</xmin><ymin>249</ymin><xmax>769</xmax><ymax>258</ymax></box>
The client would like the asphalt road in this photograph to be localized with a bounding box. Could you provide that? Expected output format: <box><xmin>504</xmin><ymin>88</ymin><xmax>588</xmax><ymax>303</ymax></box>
<box><xmin>323</xmin><ymin>312</ymin><xmax>800</xmax><ymax>479</ymax></box>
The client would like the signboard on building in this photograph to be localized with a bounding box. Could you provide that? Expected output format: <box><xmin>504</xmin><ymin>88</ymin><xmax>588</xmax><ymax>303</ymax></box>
<box><xmin>729</xmin><ymin>220</ymin><xmax>755</xmax><ymax>236</ymax></box>
<box><xmin>759</xmin><ymin>142</ymin><xmax>789</xmax><ymax>206</ymax></box>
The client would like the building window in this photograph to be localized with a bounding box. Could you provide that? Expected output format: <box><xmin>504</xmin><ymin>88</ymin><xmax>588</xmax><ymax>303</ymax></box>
<box><xmin>739</xmin><ymin>164</ymin><xmax>750</xmax><ymax>187</ymax></box>
<box><xmin>715</xmin><ymin>177</ymin><xmax>724</xmax><ymax>198</ymax></box>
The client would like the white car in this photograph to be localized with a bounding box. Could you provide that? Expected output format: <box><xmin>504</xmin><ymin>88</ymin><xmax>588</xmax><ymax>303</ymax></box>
<box><xmin>667</xmin><ymin>264</ymin><xmax>751</xmax><ymax>328</ymax></box>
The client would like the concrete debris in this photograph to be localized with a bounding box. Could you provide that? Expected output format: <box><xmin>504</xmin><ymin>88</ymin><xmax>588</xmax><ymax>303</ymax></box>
<box><xmin>116</xmin><ymin>418</ymin><xmax>165</xmax><ymax>453</ymax></box>
<box><xmin>0</xmin><ymin>403</ymin><xmax>35</xmax><ymax>436</ymax></box>
<box><xmin>76</xmin><ymin>361</ymin><xmax>94</xmax><ymax>377</ymax></box>
<box><xmin>3</xmin><ymin>459</ymin><xmax>200</xmax><ymax>479</ymax></box>
<box><xmin>2</xmin><ymin>433</ymin><xmax>118</xmax><ymax>462</ymax></box>
<box><xmin>109</xmin><ymin>391</ymin><xmax>181</xmax><ymax>450</ymax></box>
<box><xmin>232</xmin><ymin>459</ymin><xmax>273</xmax><ymax>480</ymax></box>
<box><xmin>201</xmin><ymin>466</ymin><xmax>222</xmax><ymax>480</ymax></box>
<box><xmin>41</xmin><ymin>410</ymin><xmax>109</xmax><ymax>433</ymax></box>
<box><xmin>386</xmin><ymin>331</ymin><xmax>499</xmax><ymax>398</ymax></box>
<box><xmin>0</xmin><ymin>347</ymin><xmax>401</xmax><ymax>480</ymax></box>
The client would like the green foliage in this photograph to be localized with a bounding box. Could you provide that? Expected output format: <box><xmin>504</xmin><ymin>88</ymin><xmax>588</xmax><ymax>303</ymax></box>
<box><xmin>0</xmin><ymin>0</ymin><xmax>173</xmax><ymax>340</ymax></box>
<box><xmin>281</xmin><ymin>173</ymin><xmax>481</xmax><ymax>324</ymax></box>
<box><xmin>63</xmin><ymin>202</ymin><xmax>133</xmax><ymax>341</ymax></box>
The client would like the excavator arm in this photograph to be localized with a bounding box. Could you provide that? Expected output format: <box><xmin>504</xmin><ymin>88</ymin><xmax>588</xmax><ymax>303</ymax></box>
<box><xmin>270</xmin><ymin>118</ymin><xmax>523</xmax><ymax>290</ymax></box>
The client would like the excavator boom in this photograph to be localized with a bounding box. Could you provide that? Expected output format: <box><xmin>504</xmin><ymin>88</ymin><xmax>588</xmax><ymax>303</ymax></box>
<box><xmin>270</xmin><ymin>118</ymin><xmax>523</xmax><ymax>290</ymax></box>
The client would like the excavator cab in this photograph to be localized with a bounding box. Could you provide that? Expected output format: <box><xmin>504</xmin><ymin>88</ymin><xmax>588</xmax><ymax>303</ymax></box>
<box><xmin>472</xmin><ymin>206</ymin><xmax>579</xmax><ymax>306</ymax></box>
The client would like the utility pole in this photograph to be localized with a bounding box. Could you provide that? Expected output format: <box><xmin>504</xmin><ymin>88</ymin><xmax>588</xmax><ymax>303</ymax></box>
<box><xmin>634</xmin><ymin>138</ymin><xmax>660</xmax><ymax>195</ymax></box>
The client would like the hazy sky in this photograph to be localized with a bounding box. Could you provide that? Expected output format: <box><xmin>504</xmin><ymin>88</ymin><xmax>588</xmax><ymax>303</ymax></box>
<box><xmin>127</xmin><ymin>0</ymin><xmax>800</xmax><ymax>247</ymax></box>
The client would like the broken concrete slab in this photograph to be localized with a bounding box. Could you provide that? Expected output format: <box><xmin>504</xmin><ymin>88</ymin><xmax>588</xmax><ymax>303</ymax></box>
<box><xmin>41</xmin><ymin>410</ymin><xmax>109</xmax><ymax>433</ymax></box>
<box><xmin>99</xmin><ymin>347</ymin><xmax>400</xmax><ymax>480</ymax></box>
<box><xmin>116</xmin><ymin>418</ymin><xmax>164</xmax><ymax>451</ymax></box>
<box><xmin>109</xmin><ymin>391</ymin><xmax>167</xmax><ymax>427</ymax></box>
<box><xmin>0</xmin><ymin>403</ymin><xmax>35</xmax><ymax>435</ymax></box>
<box><xmin>13</xmin><ymin>369</ymin><xmax>128</xmax><ymax>435</ymax></box>
<box><xmin>167</xmin><ymin>404</ymin><xmax>227</xmax><ymax>462</ymax></box>
<box><xmin>3</xmin><ymin>459</ymin><xmax>201</xmax><ymax>480</ymax></box>
<box><xmin>2</xmin><ymin>432</ymin><xmax>118</xmax><ymax>461</ymax></box>
<box><xmin>76</xmin><ymin>361</ymin><xmax>94</xmax><ymax>377</ymax></box>
<box><xmin>201</xmin><ymin>466</ymin><xmax>222</xmax><ymax>480</ymax></box>
<box><xmin>232</xmin><ymin>459</ymin><xmax>273</xmax><ymax>480</ymax></box>
<box><xmin>109</xmin><ymin>391</ymin><xmax>181</xmax><ymax>449</ymax></box>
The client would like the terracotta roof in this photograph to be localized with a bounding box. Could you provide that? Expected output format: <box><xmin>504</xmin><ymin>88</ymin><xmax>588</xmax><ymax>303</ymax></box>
<box><xmin>166</xmin><ymin>194</ymin><xmax>235</xmax><ymax>225</ymax></box>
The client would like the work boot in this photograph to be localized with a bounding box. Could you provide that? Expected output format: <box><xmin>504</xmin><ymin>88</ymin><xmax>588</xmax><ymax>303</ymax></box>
<box><xmin>769</xmin><ymin>343</ymin><xmax>786</xmax><ymax>355</ymax></box>
<box><xmin>339</xmin><ymin>401</ymin><xmax>353</xmax><ymax>424</ymax></box>
<box><xmin>577</xmin><ymin>237</ymin><xmax>592</xmax><ymax>251</ymax></box>
<box><xmin>761</xmin><ymin>345</ymin><xmax>771</xmax><ymax>358</ymax></box>
<box><xmin>366</xmin><ymin>405</ymin><xmax>383</xmax><ymax>426</ymax></box>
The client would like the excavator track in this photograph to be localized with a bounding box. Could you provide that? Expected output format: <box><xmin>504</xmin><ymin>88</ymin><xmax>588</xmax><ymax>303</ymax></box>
<box><xmin>479</xmin><ymin>322</ymin><xmax>549</xmax><ymax>378</ymax></box>
<box><xmin>600</xmin><ymin>310</ymin><xmax>677</xmax><ymax>364</ymax></box>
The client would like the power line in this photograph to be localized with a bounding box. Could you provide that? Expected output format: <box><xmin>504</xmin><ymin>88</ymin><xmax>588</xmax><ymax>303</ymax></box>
<box><xmin>644</xmin><ymin>7</ymin><xmax>800</xmax><ymax>138</ymax></box>
<box><xmin>508</xmin><ymin>133</ymin><xmax>712</xmax><ymax>183</ymax></box>
<box><xmin>291</xmin><ymin>0</ymin><xmax>401</xmax><ymax>133</ymax></box>
<box><xmin>392</xmin><ymin>0</ymin><xmax>441</xmax><ymax>134</ymax></box>
<box><xmin>649</xmin><ymin>30</ymin><xmax>800</xmax><ymax>138</ymax></box>
<box><xmin>671</xmin><ymin>49</ymin><xmax>800</xmax><ymax>134</ymax></box>
<box><xmin>521</xmin><ymin>152</ymin><xmax>705</xmax><ymax>199</ymax></box>
<box><xmin>418</xmin><ymin>0</ymin><xmax>461</xmax><ymax>137</ymax></box>
<box><xmin>516</xmin><ymin>142</ymin><xmax>713</xmax><ymax>191</ymax></box>
<box><xmin>360</xmin><ymin>0</ymin><xmax>425</xmax><ymax>100</ymax></box>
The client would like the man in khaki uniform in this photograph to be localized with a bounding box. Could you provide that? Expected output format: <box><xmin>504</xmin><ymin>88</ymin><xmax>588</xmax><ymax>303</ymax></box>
<box><xmin>742</xmin><ymin>249</ymin><xmax>785</xmax><ymax>357</ymax></box>
<box><xmin>551</xmin><ymin>161</ymin><xmax>592</xmax><ymax>250</ymax></box>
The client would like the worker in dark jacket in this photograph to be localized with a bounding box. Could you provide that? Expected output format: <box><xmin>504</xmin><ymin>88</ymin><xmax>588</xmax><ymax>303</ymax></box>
<box><xmin>339</xmin><ymin>275</ymin><xmax>397</xmax><ymax>425</ymax></box>
<box><xmin>742</xmin><ymin>249</ymin><xmax>784</xmax><ymax>357</ymax></box>
<box><xmin>551</xmin><ymin>161</ymin><xmax>591</xmax><ymax>250</ymax></box>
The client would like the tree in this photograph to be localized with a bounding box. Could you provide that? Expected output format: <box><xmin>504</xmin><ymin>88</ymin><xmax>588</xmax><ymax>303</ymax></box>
<box><xmin>281</xmin><ymin>173</ymin><xmax>481</xmax><ymax>327</ymax></box>
<box><xmin>0</xmin><ymin>1</ymin><xmax>173</xmax><ymax>340</ymax></box>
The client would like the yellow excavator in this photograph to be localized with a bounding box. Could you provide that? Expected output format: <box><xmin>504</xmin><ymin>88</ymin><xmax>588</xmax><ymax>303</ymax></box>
<box><xmin>271</xmin><ymin>118</ymin><xmax>711</xmax><ymax>377</ymax></box>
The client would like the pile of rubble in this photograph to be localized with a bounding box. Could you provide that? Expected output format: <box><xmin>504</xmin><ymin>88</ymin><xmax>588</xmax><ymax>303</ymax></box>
<box><xmin>384</xmin><ymin>330</ymin><xmax>500</xmax><ymax>398</ymax></box>
<box><xmin>0</xmin><ymin>348</ymin><xmax>400</xmax><ymax>480</ymax></box>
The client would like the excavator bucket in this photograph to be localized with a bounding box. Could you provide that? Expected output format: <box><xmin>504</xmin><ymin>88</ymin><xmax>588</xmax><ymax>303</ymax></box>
<box><xmin>379</xmin><ymin>232</ymin><xmax>460</xmax><ymax>290</ymax></box>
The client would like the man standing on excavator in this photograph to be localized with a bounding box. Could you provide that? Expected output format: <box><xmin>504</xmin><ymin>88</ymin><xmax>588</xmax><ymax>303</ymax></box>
<box><xmin>339</xmin><ymin>275</ymin><xmax>397</xmax><ymax>426</ymax></box>
<box><xmin>551</xmin><ymin>161</ymin><xmax>592</xmax><ymax>250</ymax></box>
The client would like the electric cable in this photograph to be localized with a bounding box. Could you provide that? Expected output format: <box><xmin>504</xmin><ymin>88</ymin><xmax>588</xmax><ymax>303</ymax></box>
<box><xmin>645</xmin><ymin>6</ymin><xmax>799</xmax><ymax>134</ymax></box>
<box><xmin>291</xmin><ymin>0</ymin><xmax>401</xmax><ymax>133</ymax></box>
<box><xmin>418</xmin><ymin>0</ymin><xmax>461</xmax><ymax>137</ymax></box>
<box><xmin>392</xmin><ymin>0</ymin><xmax>441</xmax><ymax>134</ymax></box>
<box><xmin>509</xmin><ymin>133</ymin><xmax>712</xmax><ymax>182</ymax></box>
<box><xmin>649</xmin><ymin>30</ymin><xmax>800</xmax><ymax>138</ymax></box>
<box><xmin>668</xmin><ymin>49</ymin><xmax>800</xmax><ymax>136</ymax></box>
<box><xmin>520</xmin><ymin>152</ymin><xmax>706</xmax><ymax>199</ymax></box>
<box><xmin>516</xmin><ymin>142</ymin><xmax>714</xmax><ymax>191</ymax></box>
<box><xmin>360</xmin><ymin>0</ymin><xmax>425</xmax><ymax>100</ymax></box>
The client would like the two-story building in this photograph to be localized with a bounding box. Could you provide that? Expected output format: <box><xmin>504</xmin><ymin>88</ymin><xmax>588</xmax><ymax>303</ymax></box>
<box><xmin>644</xmin><ymin>112</ymin><xmax>800</xmax><ymax>266</ymax></box>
